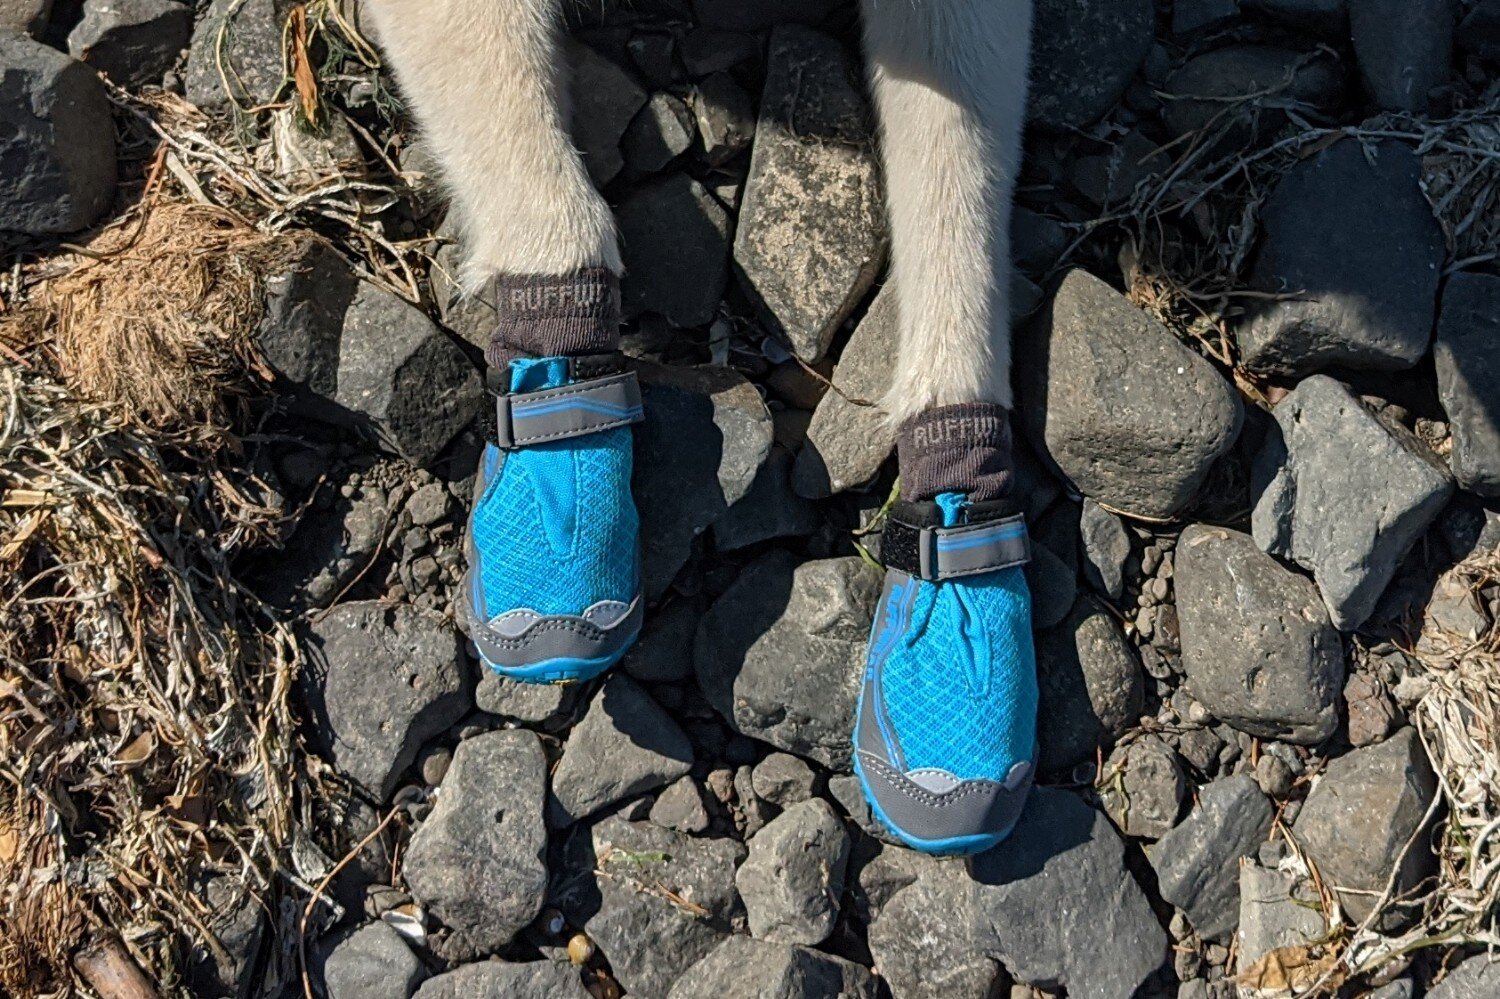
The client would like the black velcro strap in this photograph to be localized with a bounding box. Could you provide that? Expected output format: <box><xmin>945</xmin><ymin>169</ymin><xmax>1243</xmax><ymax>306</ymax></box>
<box><xmin>882</xmin><ymin>511</ymin><xmax>1031</xmax><ymax>581</ymax></box>
<box><xmin>494</xmin><ymin>370</ymin><xmax>644</xmax><ymax>449</ymax></box>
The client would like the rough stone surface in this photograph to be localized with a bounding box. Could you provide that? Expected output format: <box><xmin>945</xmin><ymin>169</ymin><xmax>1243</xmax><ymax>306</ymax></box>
<box><xmin>1294</xmin><ymin>727</ymin><xmax>1437</xmax><ymax>927</ymax></box>
<box><xmin>621</xmin><ymin>598</ymin><xmax>698</xmax><ymax>683</ymax></box>
<box><xmin>866</xmin><ymin>859</ymin><xmax>1003</xmax><ymax>999</ymax></box>
<box><xmin>1080</xmin><ymin>498</ymin><xmax>1130</xmax><ymax>600</ymax></box>
<box><xmin>404</xmin><ymin>730</ymin><xmax>549</xmax><ymax>960</ymax></box>
<box><xmin>648</xmin><ymin>775</ymin><xmax>712</xmax><ymax>834</ymax></box>
<box><xmin>0</xmin><ymin>0</ymin><xmax>50</xmax><ymax>34</ymax></box>
<box><xmin>714</xmin><ymin>446</ymin><xmax>820</xmax><ymax>550</ymax></box>
<box><xmin>566</xmin><ymin>40</ymin><xmax>647</xmax><ymax>186</ymax></box>
<box><xmin>792</xmin><ymin>282</ymin><xmax>898</xmax><ymax>497</ymax></box>
<box><xmin>184</xmin><ymin>872</ymin><xmax>265</xmax><ymax>999</ymax></box>
<box><xmin>0</xmin><ymin>38</ymin><xmax>116</xmax><ymax>235</ymax></box>
<box><xmin>1163</xmin><ymin>45</ymin><xmax>1344</xmax><ymax>141</ymax></box>
<box><xmin>1019</xmin><ymin>269</ymin><xmax>1243</xmax><ymax>519</ymax></box>
<box><xmin>322</xmin><ymin>921</ymin><xmax>428</xmax><ymax>999</ymax></box>
<box><xmin>413</xmin><ymin>960</ymin><xmax>588</xmax><ymax>999</ymax></box>
<box><xmin>691</xmin><ymin>71</ymin><xmax>755</xmax><ymax>166</ymax></box>
<box><xmin>185</xmin><ymin>0</ymin><xmax>291</xmax><ymax>113</ymax></box>
<box><xmin>1100</xmin><ymin>735</ymin><xmax>1188</xmax><ymax>839</ymax></box>
<box><xmin>69</xmin><ymin>0</ymin><xmax>190</xmax><ymax>88</ymax></box>
<box><xmin>1235</xmin><ymin>863</ymin><xmax>1326</xmax><ymax>973</ymax></box>
<box><xmin>1152</xmin><ymin>774</ymin><xmax>1274</xmax><ymax>942</ymax></box>
<box><xmin>1035</xmin><ymin>594</ymin><xmax>1145</xmax><ymax>774</ymax></box>
<box><xmin>695</xmin><ymin>554</ymin><xmax>880</xmax><ymax>767</ymax></box>
<box><xmin>575</xmin><ymin>815</ymin><xmax>746</xmax><ymax>998</ymax></box>
<box><xmin>1460</xmin><ymin>0</ymin><xmax>1500</xmax><ymax>60</ymax></box>
<box><xmin>302</xmin><ymin>602</ymin><xmax>469</xmax><ymax>800</ymax></box>
<box><xmin>667</xmin><ymin>936</ymin><xmax>878</xmax><ymax>999</ymax></box>
<box><xmin>622</xmin><ymin>91</ymin><xmax>695</xmax><ymax>173</ymax></box>
<box><xmin>1028</xmin><ymin>0</ymin><xmax>1155</xmax><ymax>130</ymax></box>
<box><xmin>1251</xmin><ymin>375</ymin><xmax>1454</xmax><ymax>631</ymax></box>
<box><xmin>255</xmin><ymin>238</ymin><xmax>358</xmax><ymax>402</ymax></box>
<box><xmin>1026</xmin><ymin>539</ymin><xmax>1078</xmax><ymax>631</ymax></box>
<box><xmin>635</xmin><ymin>363</ymin><xmax>774</xmax><ymax>599</ymax></box>
<box><xmin>475</xmin><ymin>672</ymin><xmax>577</xmax><ymax>728</ymax></box>
<box><xmin>734</xmin><ymin>25</ymin><xmax>887</xmax><ymax>362</ymax></box>
<box><xmin>970</xmin><ymin>789</ymin><xmax>1167</xmax><ymax>998</ymax></box>
<box><xmin>336</xmin><ymin>280</ymin><xmax>483</xmax><ymax>467</ymax></box>
<box><xmin>1176</xmin><ymin>525</ymin><xmax>1345</xmax><ymax>744</ymax></box>
<box><xmin>1239</xmin><ymin>141</ymin><xmax>1445</xmax><ymax>377</ymax></box>
<box><xmin>736</xmin><ymin>799</ymin><xmax>850</xmax><ymax>945</ymax></box>
<box><xmin>750</xmin><ymin>752</ymin><xmax>818</xmax><ymax>808</ymax></box>
<box><xmin>549</xmin><ymin>673</ymin><xmax>694</xmax><ymax>826</ymax></box>
<box><xmin>1350</xmin><ymin>0</ymin><xmax>1453</xmax><ymax>113</ymax></box>
<box><xmin>1426</xmin><ymin>956</ymin><xmax>1500</xmax><ymax>999</ymax></box>
<box><xmin>1434</xmin><ymin>272</ymin><xmax>1500</xmax><ymax>496</ymax></box>
<box><xmin>618</xmin><ymin>173</ymin><xmax>730</xmax><ymax>327</ymax></box>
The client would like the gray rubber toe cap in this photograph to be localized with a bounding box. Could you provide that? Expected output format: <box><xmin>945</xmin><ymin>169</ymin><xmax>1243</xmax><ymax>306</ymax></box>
<box><xmin>856</xmin><ymin>750</ymin><xmax>1034</xmax><ymax>844</ymax></box>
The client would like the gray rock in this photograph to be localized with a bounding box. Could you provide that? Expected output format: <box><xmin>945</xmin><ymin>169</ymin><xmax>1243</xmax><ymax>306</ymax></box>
<box><xmin>1239</xmin><ymin>141</ymin><xmax>1444</xmax><ymax>378</ymax></box>
<box><xmin>667</xmin><ymin>936</ymin><xmax>878</xmax><ymax>999</ymax></box>
<box><xmin>695</xmin><ymin>554</ymin><xmax>880</xmax><ymax>768</ymax></box>
<box><xmin>691</xmin><ymin>71</ymin><xmax>755</xmax><ymax>166</ymax></box>
<box><xmin>256</xmin><ymin>471</ymin><xmax>389</xmax><ymax>610</ymax></box>
<box><xmin>1100</xmin><ymin>736</ymin><xmax>1188</xmax><ymax>839</ymax></box>
<box><xmin>69</xmin><ymin>0</ymin><xmax>191</xmax><ymax>88</ymax></box>
<box><xmin>1026</xmin><ymin>538</ymin><xmax>1078</xmax><ymax>631</ymax></box>
<box><xmin>621</xmin><ymin>598</ymin><xmax>697</xmax><ymax>683</ymax></box>
<box><xmin>622</xmin><ymin>91</ymin><xmax>695</xmax><ymax>174</ymax></box>
<box><xmin>322</xmin><ymin>921</ymin><xmax>428</xmax><ymax>999</ymax></box>
<box><xmin>1176</xmin><ymin>525</ymin><xmax>1345</xmax><ymax>744</ymax></box>
<box><xmin>634</xmin><ymin>362</ymin><xmax>774</xmax><ymax>598</ymax></box>
<box><xmin>970</xmin><ymin>788</ymin><xmax>1167</xmax><ymax>998</ymax></box>
<box><xmin>792</xmin><ymin>282</ymin><xmax>899</xmax><ymax>497</ymax></box>
<box><xmin>0</xmin><ymin>0</ymin><xmax>50</xmax><ymax>35</ymax></box>
<box><xmin>579</xmin><ymin>815</ymin><xmax>747</xmax><ymax>997</ymax></box>
<box><xmin>1293</xmin><ymin>727</ymin><xmax>1437</xmax><ymax>928</ymax></box>
<box><xmin>1243</xmin><ymin>0</ymin><xmax>1348</xmax><ymax>34</ymax></box>
<box><xmin>1460</xmin><ymin>0</ymin><xmax>1500</xmax><ymax>60</ymax></box>
<box><xmin>1425</xmin><ymin>568</ymin><xmax>1492</xmax><ymax>642</ymax></box>
<box><xmin>1174</xmin><ymin>0</ymin><xmax>1240</xmax><ymax>33</ymax></box>
<box><xmin>1029</xmin><ymin>0</ymin><xmax>1155</xmax><ymax>130</ymax></box>
<box><xmin>615</xmin><ymin>174</ymin><xmax>728</xmax><ymax>326</ymax></box>
<box><xmin>750</xmin><ymin>752</ymin><xmax>818</xmax><ymax>808</ymax></box>
<box><xmin>680</xmin><ymin>27</ymin><xmax>759</xmax><ymax>78</ymax></box>
<box><xmin>1251</xmin><ymin>375</ymin><xmax>1454</xmax><ymax>631</ymax></box>
<box><xmin>549</xmin><ymin>673</ymin><xmax>694</xmax><ymax>826</ymax></box>
<box><xmin>1426</xmin><ymin>956</ymin><xmax>1500</xmax><ymax>999</ymax></box>
<box><xmin>649</xmin><ymin>775</ymin><xmax>712</xmax><ymax>834</ymax></box>
<box><xmin>736</xmin><ymin>799</ymin><xmax>851</xmax><ymax>945</ymax></box>
<box><xmin>1151</xmin><ymin>774</ymin><xmax>1274</xmax><ymax>942</ymax></box>
<box><xmin>1162</xmin><ymin>46</ymin><xmax>1344</xmax><ymax>142</ymax></box>
<box><xmin>627</xmin><ymin>30</ymin><xmax>675</xmax><ymax>88</ymax></box>
<box><xmin>1036</xmin><ymin>594</ymin><xmax>1145</xmax><ymax>775</ymax></box>
<box><xmin>734</xmin><ymin>25</ymin><xmax>887</xmax><ymax>362</ymax></box>
<box><xmin>1080</xmin><ymin>498</ymin><xmax>1130</xmax><ymax>600</ymax></box>
<box><xmin>184</xmin><ymin>872</ymin><xmax>265</xmax><ymax>999</ymax></box>
<box><xmin>404</xmin><ymin>730</ymin><xmax>549</xmax><ymax>960</ymax></box>
<box><xmin>413</xmin><ymin>960</ymin><xmax>588</xmax><ymax>999</ymax></box>
<box><xmin>302</xmin><ymin>602</ymin><xmax>469</xmax><ymax>800</ymax></box>
<box><xmin>0</xmin><ymin>39</ymin><xmax>116</xmax><ymax>235</ymax></box>
<box><xmin>714</xmin><ymin>446</ymin><xmax>820</xmax><ymax>550</ymax></box>
<box><xmin>474</xmin><ymin>672</ymin><xmax>577</xmax><ymax>728</ymax></box>
<box><xmin>1019</xmin><ymin>269</ymin><xmax>1243</xmax><ymax>519</ymax></box>
<box><xmin>867</xmin><ymin>860</ymin><xmax>1003</xmax><ymax>999</ymax></box>
<box><xmin>566</xmin><ymin>40</ymin><xmax>646</xmax><ymax>186</ymax></box>
<box><xmin>255</xmin><ymin>238</ymin><xmax>358</xmax><ymax>401</ymax></box>
<box><xmin>691</xmin><ymin>0</ymin><xmax>843</xmax><ymax>31</ymax></box>
<box><xmin>335</xmin><ymin>280</ymin><xmax>482</xmax><ymax>468</ymax></box>
<box><xmin>1344</xmin><ymin>671</ymin><xmax>1402</xmax><ymax>748</ymax></box>
<box><xmin>1435</xmin><ymin>272</ymin><xmax>1500</xmax><ymax>496</ymax></box>
<box><xmin>1234</xmin><ymin>863</ymin><xmax>1326</xmax><ymax>973</ymax></box>
<box><xmin>1350</xmin><ymin>0</ymin><xmax>1453</xmax><ymax>113</ymax></box>
<box><xmin>185</xmin><ymin>0</ymin><xmax>291</xmax><ymax>114</ymax></box>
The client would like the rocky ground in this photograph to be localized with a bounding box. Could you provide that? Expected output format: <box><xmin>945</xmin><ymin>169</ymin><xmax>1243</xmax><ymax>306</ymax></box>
<box><xmin>3</xmin><ymin>0</ymin><xmax>1500</xmax><ymax>997</ymax></box>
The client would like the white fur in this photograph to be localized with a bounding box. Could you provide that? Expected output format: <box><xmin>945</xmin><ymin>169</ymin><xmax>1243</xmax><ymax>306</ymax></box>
<box><xmin>861</xmin><ymin>0</ymin><xmax>1033</xmax><ymax>419</ymax></box>
<box><xmin>362</xmin><ymin>0</ymin><xmax>621</xmax><ymax>287</ymax></box>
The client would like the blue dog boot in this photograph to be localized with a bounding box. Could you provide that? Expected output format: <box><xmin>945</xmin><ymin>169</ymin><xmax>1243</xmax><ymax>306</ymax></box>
<box><xmin>459</xmin><ymin>353</ymin><xmax>644</xmax><ymax>683</ymax></box>
<box><xmin>854</xmin><ymin>491</ymin><xmax>1039</xmax><ymax>855</ymax></box>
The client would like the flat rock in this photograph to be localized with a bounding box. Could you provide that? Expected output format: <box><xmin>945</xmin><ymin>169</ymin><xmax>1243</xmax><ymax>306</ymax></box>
<box><xmin>621</xmin><ymin>598</ymin><xmax>698</xmax><ymax>683</ymax></box>
<box><xmin>714</xmin><ymin>445</ymin><xmax>820</xmax><ymax>550</ymax></box>
<box><xmin>734</xmin><ymin>25</ymin><xmax>887</xmax><ymax>363</ymax></box>
<box><xmin>566</xmin><ymin>40</ymin><xmax>646</xmax><ymax>186</ymax></box>
<box><xmin>1239</xmin><ymin>140</ymin><xmax>1444</xmax><ymax>377</ymax></box>
<box><xmin>1434</xmin><ymin>272</ymin><xmax>1500</xmax><ymax>496</ymax></box>
<box><xmin>634</xmin><ymin>362</ymin><xmax>774</xmax><ymax>599</ymax></box>
<box><xmin>404</xmin><ymin>730</ymin><xmax>549</xmax><ymax>960</ymax></box>
<box><xmin>622</xmin><ymin>91</ymin><xmax>695</xmax><ymax>174</ymax></box>
<box><xmin>691</xmin><ymin>71</ymin><xmax>755</xmax><ymax>166</ymax></box>
<box><xmin>667</xmin><ymin>936</ymin><xmax>878</xmax><ymax>999</ymax></box>
<box><xmin>1176</xmin><ymin>525</ymin><xmax>1345</xmax><ymax>744</ymax></box>
<box><xmin>1035</xmin><ymin>594</ymin><xmax>1144</xmax><ymax>775</ymax></box>
<box><xmin>866</xmin><ymin>859</ymin><xmax>1002</xmax><ymax>998</ymax></box>
<box><xmin>413</xmin><ymin>960</ymin><xmax>588</xmax><ymax>999</ymax></box>
<box><xmin>1162</xmin><ymin>45</ymin><xmax>1344</xmax><ymax>142</ymax></box>
<box><xmin>1019</xmin><ymin>269</ymin><xmax>1242</xmax><ymax>519</ymax></box>
<box><xmin>255</xmin><ymin>238</ymin><xmax>359</xmax><ymax>402</ymax></box>
<box><xmin>618</xmin><ymin>173</ymin><xmax>730</xmax><ymax>327</ymax></box>
<box><xmin>474</xmin><ymin>672</ymin><xmax>577</xmax><ymax>729</ymax></box>
<box><xmin>1080</xmin><ymin>497</ymin><xmax>1130</xmax><ymax>600</ymax></box>
<box><xmin>573</xmin><ymin>815</ymin><xmax>746</xmax><ymax>998</ymax></box>
<box><xmin>1099</xmin><ymin>736</ymin><xmax>1188</xmax><ymax>839</ymax></box>
<box><xmin>1026</xmin><ymin>539</ymin><xmax>1078</xmax><ymax>631</ymax></box>
<box><xmin>0</xmin><ymin>38</ymin><xmax>116</xmax><ymax>235</ymax></box>
<box><xmin>1350</xmin><ymin>0</ymin><xmax>1453</xmax><ymax>113</ymax></box>
<box><xmin>750</xmin><ymin>752</ymin><xmax>818</xmax><ymax>808</ymax></box>
<box><xmin>970</xmin><ymin>788</ymin><xmax>1167</xmax><ymax>998</ymax></box>
<box><xmin>548</xmin><ymin>673</ymin><xmax>694</xmax><ymax>826</ymax></box>
<box><xmin>302</xmin><ymin>602</ymin><xmax>469</xmax><ymax>801</ymax></box>
<box><xmin>792</xmin><ymin>282</ymin><xmax>899</xmax><ymax>498</ymax></box>
<box><xmin>336</xmin><ymin>280</ymin><xmax>482</xmax><ymax>467</ymax></box>
<box><xmin>322</xmin><ymin>921</ymin><xmax>428</xmax><ymax>999</ymax></box>
<box><xmin>1251</xmin><ymin>375</ymin><xmax>1454</xmax><ymax>631</ymax></box>
<box><xmin>185</xmin><ymin>0</ymin><xmax>291</xmax><ymax>113</ymax></box>
<box><xmin>1235</xmin><ymin>863</ymin><xmax>1326</xmax><ymax>973</ymax></box>
<box><xmin>1151</xmin><ymin>774</ymin><xmax>1274</xmax><ymax>942</ymax></box>
<box><xmin>736</xmin><ymin>799</ymin><xmax>850</xmax><ymax>945</ymax></box>
<box><xmin>648</xmin><ymin>775</ymin><xmax>712</xmax><ymax>834</ymax></box>
<box><xmin>1029</xmin><ymin>0</ymin><xmax>1155</xmax><ymax>130</ymax></box>
<box><xmin>1426</xmin><ymin>956</ymin><xmax>1500</xmax><ymax>999</ymax></box>
<box><xmin>695</xmin><ymin>554</ymin><xmax>880</xmax><ymax>768</ymax></box>
<box><xmin>69</xmin><ymin>0</ymin><xmax>191</xmax><ymax>88</ymax></box>
<box><xmin>1293</xmin><ymin>727</ymin><xmax>1437</xmax><ymax>928</ymax></box>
